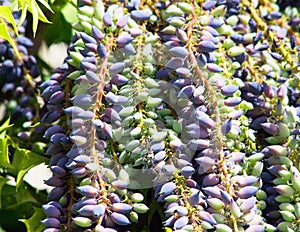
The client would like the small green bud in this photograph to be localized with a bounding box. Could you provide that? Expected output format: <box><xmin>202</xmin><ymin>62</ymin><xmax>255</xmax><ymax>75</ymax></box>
<box><xmin>252</xmin><ymin>162</ymin><xmax>263</xmax><ymax>177</ymax></box>
<box><xmin>275</xmin><ymin>195</ymin><xmax>291</xmax><ymax>203</ymax></box>
<box><xmin>228</xmin><ymin>46</ymin><xmax>246</xmax><ymax>57</ymax></box>
<box><xmin>279</xmin><ymin>203</ymin><xmax>295</xmax><ymax>212</ymax></box>
<box><xmin>278</xmin><ymin>170</ymin><xmax>292</xmax><ymax>180</ymax></box>
<box><xmin>294</xmin><ymin>202</ymin><xmax>300</xmax><ymax>218</ymax></box>
<box><xmin>212</xmin><ymin>5</ymin><xmax>226</xmax><ymax>17</ymax></box>
<box><xmin>280</xmin><ymin>210</ymin><xmax>296</xmax><ymax>222</ymax></box>
<box><xmin>169</xmin><ymin>18</ymin><xmax>185</xmax><ymax>27</ymax></box>
<box><xmin>230</xmin><ymin>199</ymin><xmax>241</xmax><ymax>218</ymax></box>
<box><xmin>277</xmin><ymin>221</ymin><xmax>292</xmax><ymax>232</ymax></box>
<box><xmin>278</xmin><ymin>122</ymin><xmax>290</xmax><ymax>138</ymax></box>
<box><xmin>164</xmin><ymin>194</ymin><xmax>178</xmax><ymax>202</ymax></box>
<box><xmin>165</xmin><ymin>5</ymin><xmax>184</xmax><ymax>16</ymax></box>
<box><xmin>226</xmin><ymin>15</ymin><xmax>239</xmax><ymax>26</ymax></box>
<box><xmin>291</xmin><ymin>166</ymin><xmax>300</xmax><ymax>191</ymax></box>
<box><xmin>131</xmin><ymin>193</ymin><xmax>144</xmax><ymax>203</ymax></box>
<box><xmin>213</xmin><ymin>213</ymin><xmax>227</xmax><ymax>224</ymax></box>
<box><xmin>133</xmin><ymin>203</ymin><xmax>149</xmax><ymax>214</ymax></box>
<box><xmin>130</xmin><ymin>211</ymin><xmax>139</xmax><ymax>223</ymax></box>
<box><xmin>201</xmin><ymin>221</ymin><xmax>214</xmax><ymax>230</ymax></box>
<box><xmin>223</xmin><ymin>39</ymin><xmax>235</xmax><ymax>49</ymax></box>
<box><xmin>32</xmin><ymin>142</ymin><xmax>46</xmax><ymax>154</ymax></box>
<box><xmin>215</xmin><ymin>224</ymin><xmax>233</xmax><ymax>232</ymax></box>
<box><xmin>247</xmin><ymin>153</ymin><xmax>264</xmax><ymax>162</ymax></box>
<box><xmin>256</xmin><ymin>190</ymin><xmax>267</xmax><ymax>200</ymax></box>
<box><xmin>79</xmin><ymin>5</ymin><xmax>94</xmax><ymax>17</ymax></box>
<box><xmin>73</xmin><ymin>217</ymin><xmax>92</xmax><ymax>227</ymax></box>
<box><xmin>207</xmin><ymin>198</ymin><xmax>225</xmax><ymax>210</ymax></box>
<box><xmin>177</xmin><ymin>2</ymin><xmax>193</xmax><ymax>14</ymax></box>
<box><xmin>275</xmin><ymin>185</ymin><xmax>294</xmax><ymax>196</ymax></box>
<box><xmin>273</xmin><ymin>177</ymin><xmax>287</xmax><ymax>185</ymax></box>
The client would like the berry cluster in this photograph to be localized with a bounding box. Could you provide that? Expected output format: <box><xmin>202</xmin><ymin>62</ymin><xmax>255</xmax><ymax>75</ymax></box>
<box><xmin>7</xmin><ymin>0</ymin><xmax>298</xmax><ymax>231</ymax></box>
<box><xmin>0</xmin><ymin>2</ymin><xmax>44</xmax><ymax>157</ymax></box>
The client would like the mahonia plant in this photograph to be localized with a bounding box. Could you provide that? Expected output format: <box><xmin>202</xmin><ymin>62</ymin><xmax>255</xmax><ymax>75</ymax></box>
<box><xmin>0</xmin><ymin>0</ymin><xmax>299</xmax><ymax>231</ymax></box>
<box><xmin>40</xmin><ymin>0</ymin><xmax>300</xmax><ymax>231</ymax></box>
<box><xmin>0</xmin><ymin>4</ymin><xmax>43</xmax><ymax>145</ymax></box>
<box><xmin>0</xmin><ymin>1</ymin><xmax>52</xmax><ymax>232</ymax></box>
<box><xmin>38</xmin><ymin>0</ymin><xmax>300</xmax><ymax>231</ymax></box>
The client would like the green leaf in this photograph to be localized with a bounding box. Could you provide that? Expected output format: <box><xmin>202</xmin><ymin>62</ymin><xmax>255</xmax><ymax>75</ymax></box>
<box><xmin>30</xmin><ymin>0</ymin><xmax>39</xmax><ymax>36</ymax></box>
<box><xmin>37</xmin><ymin>0</ymin><xmax>54</xmax><ymax>13</ymax></box>
<box><xmin>0</xmin><ymin>23</ymin><xmax>20</xmax><ymax>58</ymax></box>
<box><xmin>0</xmin><ymin>177</ymin><xmax>9</xmax><ymax>209</ymax></box>
<box><xmin>2</xmin><ymin>183</ymin><xmax>38</xmax><ymax>210</ymax></box>
<box><xmin>0</xmin><ymin>118</ymin><xmax>13</xmax><ymax>138</ymax></box>
<box><xmin>43</xmin><ymin>11</ymin><xmax>72</xmax><ymax>45</ymax></box>
<box><xmin>0</xmin><ymin>6</ymin><xmax>18</xmax><ymax>35</ymax></box>
<box><xmin>10</xmin><ymin>148</ymin><xmax>48</xmax><ymax>187</ymax></box>
<box><xmin>147</xmin><ymin>199</ymin><xmax>164</xmax><ymax>227</ymax></box>
<box><xmin>20</xmin><ymin>207</ymin><xmax>45</xmax><ymax>232</ymax></box>
<box><xmin>35</xmin><ymin>1</ymin><xmax>52</xmax><ymax>23</ymax></box>
<box><xmin>0</xmin><ymin>226</ymin><xmax>7</xmax><ymax>232</ymax></box>
<box><xmin>0</xmin><ymin>138</ymin><xmax>12</xmax><ymax>169</ymax></box>
<box><xmin>61</xmin><ymin>1</ymin><xmax>78</xmax><ymax>24</ymax></box>
<box><xmin>0</xmin><ymin>208</ymin><xmax>28</xmax><ymax>231</ymax></box>
<box><xmin>18</xmin><ymin>3</ymin><xmax>28</xmax><ymax>31</ymax></box>
<box><xmin>16</xmin><ymin>167</ymin><xmax>35</xmax><ymax>189</ymax></box>
<box><xmin>17</xmin><ymin>0</ymin><xmax>52</xmax><ymax>36</ymax></box>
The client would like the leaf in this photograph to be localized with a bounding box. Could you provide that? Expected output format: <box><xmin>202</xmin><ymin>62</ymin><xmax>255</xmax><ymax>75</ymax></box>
<box><xmin>37</xmin><ymin>0</ymin><xmax>54</xmax><ymax>13</ymax></box>
<box><xmin>17</xmin><ymin>0</ymin><xmax>52</xmax><ymax>36</ymax></box>
<box><xmin>42</xmin><ymin>11</ymin><xmax>72</xmax><ymax>45</ymax></box>
<box><xmin>0</xmin><ymin>118</ymin><xmax>13</xmax><ymax>138</ymax></box>
<box><xmin>0</xmin><ymin>226</ymin><xmax>7</xmax><ymax>232</ymax></box>
<box><xmin>23</xmin><ymin>181</ymin><xmax>48</xmax><ymax>204</ymax></box>
<box><xmin>20</xmin><ymin>207</ymin><xmax>45</xmax><ymax>232</ymax></box>
<box><xmin>10</xmin><ymin>148</ymin><xmax>48</xmax><ymax>188</ymax></box>
<box><xmin>16</xmin><ymin>167</ymin><xmax>35</xmax><ymax>189</ymax></box>
<box><xmin>0</xmin><ymin>6</ymin><xmax>18</xmax><ymax>35</ymax></box>
<box><xmin>147</xmin><ymin>199</ymin><xmax>164</xmax><ymax>227</ymax></box>
<box><xmin>0</xmin><ymin>23</ymin><xmax>20</xmax><ymax>58</ymax></box>
<box><xmin>0</xmin><ymin>177</ymin><xmax>9</xmax><ymax>209</ymax></box>
<box><xmin>35</xmin><ymin>2</ymin><xmax>52</xmax><ymax>23</ymax></box>
<box><xmin>2</xmin><ymin>183</ymin><xmax>38</xmax><ymax>210</ymax></box>
<box><xmin>30</xmin><ymin>0</ymin><xmax>39</xmax><ymax>36</ymax></box>
<box><xmin>61</xmin><ymin>1</ymin><xmax>78</xmax><ymax>24</ymax></box>
<box><xmin>0</xmin><ymin>208</ymin><xmax>30</xmax><ymax>231</ymax></box>
<box><xmin>18</xmin><ymin>3</ymin><xmax>28</xmax><ymax>31</ymax></box>
<box><xmin>0</xmin><ymin>138</ymin><xmax>12</xmax><ymax>169</ymax></box>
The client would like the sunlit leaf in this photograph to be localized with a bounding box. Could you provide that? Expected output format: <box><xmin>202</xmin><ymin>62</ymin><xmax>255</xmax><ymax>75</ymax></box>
<box><xmin>35</xmin><ymin>2</ymin><xmax>51</xmax><ymax>23</ymax></box>
<box><xmin>16</xmin><ymin>0</ymin><xmax>52</xmax><ymax>36</ymax></box>
<box><xmin>20</xmin><ymin>207</ymin><xmax>45</xmax><ymax>232</ymax></box>
<box><xmin>30</xmin><ymin>0</ymin><xmax>39</xmax><ymax>36</ymax></box>
<box><xmin>10</xmin><ymin>147</ymin><xmax>48</xmax><ymax>178</ymax></box>
<box><xmin>37</xmin><ymin>0</ymin><xmax>54</xmax><ymax>13</ymax></box>
<box><xmin>0</xmin><ymin>23</ymin><xmax>20</xmax><ymax>58</ymax></box>
<box><xmin>0</xmin><ymin>6</ymin><xmax>18</xmax><ymax>35</ymax></box>
<box><xmin>61</xmin><ymin>1</ymin><xmax>78</xmax><ymax>24</ymax></box>
<box><xmin>17</xmin><ymin>2</ymin><xmax>28</xmax><ymax>30</ymax></box>
<box><xmin>0</xmin><ymin>138</ymin><xmax>11</xmax><ymax>169</ymax></box>
<box><xmin>16</xmin><ymin>167</ymin><xmax>35</xmax><ymax>189</ymax></box>
<box><xmin>0</xmin><ymin>118</ymin><xmax>13</xmax><ymax>138</ymax></box>
<box><xmin>8</xmin><ymin>143</ymin><xmax>49</xmax><ymax>191</ymax></box>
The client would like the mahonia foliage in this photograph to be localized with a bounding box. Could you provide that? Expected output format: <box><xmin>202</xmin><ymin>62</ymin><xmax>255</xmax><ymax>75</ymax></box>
<box><xmin>0</xmin><ymin>0</ymin><xmax>300</xmax><ymax>232</ymax></box>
